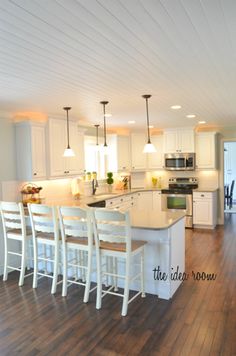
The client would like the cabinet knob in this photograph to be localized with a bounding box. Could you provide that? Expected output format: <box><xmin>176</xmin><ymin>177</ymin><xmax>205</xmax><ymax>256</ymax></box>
<box><xmin>123</xmin><ymin>166</ymin><xmax>126</xmax><ymax>169</ymax></box>
<box><xmin>201</xmin><ymin>194</ymin><xmax>205</xmax><ymax>197</ymax></box>
<box><xmin>33</xmin><ymin>173</ymin><xmax>37</xmax><ymax>176</ymax></box>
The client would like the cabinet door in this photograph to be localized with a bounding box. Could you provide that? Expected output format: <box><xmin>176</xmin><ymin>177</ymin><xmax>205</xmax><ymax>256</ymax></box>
<box><xmin>130</xmin><ymin>133</ymin><xmax>147</xmax><ymax>170</ymax></box>
<box><xmin>48</xmin><ymin>119</ymin><xmax>66</xmax><ymax>177</ymax></box>
<box><xmin>15</xmin><ymin>122</ymin><xmax>47</xmax><ymax>181</ymax></box>
<box><xmin>65</xmin><ymin>125</ymin><xmax>85</xmax><ymax>175</ymax></box>
<box><xmin>163</xmin><ymin>131</ymin><xmax>178</xmax><ymax>153</ymax></box>
<box><xmin>195</xmin><ymin>133</ymin><xmax>216</xmax><ymax>169</ymax></box>
<box><xmin>147</xmin><ymin>136</ymin><xmax>164</xmax><ymax>169</ymax></box>
<box><xmin>193</xmin><ymin>199</ymin><xmax>212</xmax><ymax>225</ymax></box>
<box><xmin>31</xmin><ymin>125</ymin><xmax>47</xmax><ymax>179</ymax></box>
<box><xmin>179</xmin><ymin>129</ymin><xmax>195</xmax><ymax>152</ymax></box>
<box><xmin>117</xmin><ymin>136</ymin><xmax>131</xmax><ymax>171</ymax></box>
<box><xmin>136</xmin><ymin>191</ymin><xmax>153</xmax><ymax>209</ymax></box>
<box><xmin>152</xmin><ymin>191</ymin><xmax>162</xmax><ymax>211</ymax></box>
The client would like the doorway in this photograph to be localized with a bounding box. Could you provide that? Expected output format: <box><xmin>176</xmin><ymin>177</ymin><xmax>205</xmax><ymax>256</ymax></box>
<box><xmin>224</xmin><ymin>141</ymin><xmax>236</xmax><ymax>213</ymax></box>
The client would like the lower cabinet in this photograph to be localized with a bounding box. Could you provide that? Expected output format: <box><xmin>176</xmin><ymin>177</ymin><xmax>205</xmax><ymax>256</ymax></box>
<box><xmin>152</xmin><ymin>191</ymin><xmax>162</xmax><ymax>211</ymax></box>
<box><xmin>136</xmin><ymin>191</ymin><xmax>153</xmax><ymax>209</ymax></box>
<box><xmin>106</xmin><ymin>193</ymin><xmax>137</xmax><ymax>209</ymax></box>
<box><xmin>193</xmin><ymin>191</ymin><xmax>217</xmax><ymax>229</ymax></box>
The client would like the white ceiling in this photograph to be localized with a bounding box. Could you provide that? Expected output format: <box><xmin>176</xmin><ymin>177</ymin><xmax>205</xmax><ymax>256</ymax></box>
<box><xmin>1</xmin><ymin>0</ymin><xmax>236</xmax><ymax>130</ymax></box>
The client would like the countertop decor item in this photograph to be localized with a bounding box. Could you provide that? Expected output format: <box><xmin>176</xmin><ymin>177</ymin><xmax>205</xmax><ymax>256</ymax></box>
<box><xmin>142</xmin><ymin>94</ymin><xmax>156</xmax><ymax>153</ymax></box>
<box><xmin>63</xmin><ymin>106</ymin><xmax>75</xmax><ymax>157</ymax></box>
<box><xmin>21</xmin><ymin>183</ymin><xmax>43</xmax><ymax>206</ymax></box>
<box><xmin>107</xmin><ymin>172</ymin><xmax>114</xmax><ymax>192</ymax></box>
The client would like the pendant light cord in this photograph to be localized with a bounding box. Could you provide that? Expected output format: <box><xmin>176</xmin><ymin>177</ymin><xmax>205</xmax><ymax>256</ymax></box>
<box><xmin>63</xmin><ymin>107</ymin><xmax>71</xmax><ymax>149</ymax></box>
<box><xmin>100</xmin><ymin>101</ymin><xmax>109</xmax><ymax>147</ymax></box>
<box><xmin>145</xmin><ymin>97</ymin><xmax>151</xmax><ymax>144</ymax></box>
<box><xmin>142</xmin><ymin>95</ymin><xmax>152</xmax><ymax>144</ymax></box>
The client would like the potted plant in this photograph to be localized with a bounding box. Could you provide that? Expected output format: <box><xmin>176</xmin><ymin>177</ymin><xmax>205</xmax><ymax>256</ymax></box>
<box><xmin>106</xmin><ymin>172</ymin><xmax>114</xmax><ymax>193</ymax></box>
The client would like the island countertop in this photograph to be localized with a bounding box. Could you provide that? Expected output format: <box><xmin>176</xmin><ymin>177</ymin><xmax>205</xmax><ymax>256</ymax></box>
<box><xmin>129</xmin><ymin>208</ymin><xmax>185</xmax><ymax>230</ymax></box>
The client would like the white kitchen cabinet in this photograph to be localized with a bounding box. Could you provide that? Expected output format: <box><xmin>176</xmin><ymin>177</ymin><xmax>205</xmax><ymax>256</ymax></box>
<box><xmin>107</xmin><ymin>135</ymin><xmax>131</xmax><ymax>172</ymax></box>
<box><xmin>152</xmin><ymin>191</ymin><xmax>162</xmax><ymax>211</ymax></box>
<box><xmin>163</xmin><ymin>128</ymin><xmax>195</xmax><ymax>153</ymax></box>
<box><xmin>106</xmin><ymin>193</ymin><xmax>137</xmax><ymax>210</ymax></box>
<box><xmin>48</xmin><ymin>118</ymin><xmax>85</xmax><ymax>178</ymax></box>
<box><xmin>130</xmin><ymin>133</ymin><xmax>147</xmax><ymax>170</ymax></box>
<box><xmin>15</xmin><ymin>121</ymin><xmax>47</xmax><ymax>181</ymax></box>
<box><xmin>195</xmin><ymin>132</ymin><xmax>217</xmax><ymax>169</ymax></box>
<box><xmin>193</xmin><ymin>191</ymin><xmax>217</xmax><ymax>229</ymax></box>
<box><xmin>147</xmin><ymin>135</ymin><xmax>164</xmax><ymax>169</ymax></box>
<box><xmin>136</xmin><ymin>191</ymin><xmax>153</xmax><ymax>209</ymax></box>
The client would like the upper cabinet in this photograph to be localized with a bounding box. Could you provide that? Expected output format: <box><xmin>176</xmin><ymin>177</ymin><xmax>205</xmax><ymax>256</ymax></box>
<box><xmin>107</xmin><ymin>135</ymin><xmax>131</xmax><ymax>172</ymax></box>
<box><xmin>195</xmin><ymin>132</ymin><xmax>217</xmax><ymax>169</ymax></box>
<box><xmin>48</xmin><ymin>118</ymin><xmax>85</xmax><ymax>178</ymax></box>
<box><xmin>15</xmin><ymin>121</ymin><xmax>47</xmax><ymax>181</ymax></box>
<box><xmin>147</xmin><ymin>135</ymin><xmax>164</xmax><ymax>170</ymax></box>
<box><xmin>163</xmin><ymin>128</ymin><xmax>195</xmax><ymax>153</ymax></box>
<box><xmin>130</xmin><ymin>133</ymin><xmax>147</xmax><ymax>171</ymax></box>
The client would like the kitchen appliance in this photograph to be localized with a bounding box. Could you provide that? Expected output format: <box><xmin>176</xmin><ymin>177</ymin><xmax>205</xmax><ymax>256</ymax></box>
<box><xmin>164</xmin><ymin>153</ymin><xmax>195</xmax><ymax>171</ymax></box>
<box><xmin>161</xmin><ymin>177</ymin><xmax>198</xmax><ymax>228</ymax></box>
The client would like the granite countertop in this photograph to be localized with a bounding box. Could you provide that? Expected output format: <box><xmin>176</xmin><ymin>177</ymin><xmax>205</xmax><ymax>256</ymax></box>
<box><xmin>129</xmin><ymin>209</ymin><xmax>185</xmax><ymax>230</ymax></box>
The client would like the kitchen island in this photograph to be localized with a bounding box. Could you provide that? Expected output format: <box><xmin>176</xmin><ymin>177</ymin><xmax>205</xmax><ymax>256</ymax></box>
<box><xmin>129</xmin><ymin>208</ymin><xmax>185</xmax><ymax>300</ymax></box>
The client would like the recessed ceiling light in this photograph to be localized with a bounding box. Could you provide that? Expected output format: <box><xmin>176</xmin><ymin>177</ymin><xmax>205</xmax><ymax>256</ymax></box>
<box><xmin>104</xmin><ymin>113</ymin><xmax>112</xmax><ymax>118</ymax></box>
<box><xmin>171</xmin><ymin>105</ymin><xmax>182</xmax><ymax>110</ymax></box>
<box><xmin>128</xmin><ymin>120</ymin><xmax>135</xmax><ymax>124</ymax></box>
<box><xmin>186</xmin><ymin>114</ymin><xmax>196</xmax><ymax>118</ymax></box>
<box><xmin>149</xmin><ymin>125</ymin><xmax>154</xmax><ymax>128</ymax></box>
<box><xmin>198</xmin><ymin>121</ymin><xmax>206</xmax><ymax>124</ymax></box>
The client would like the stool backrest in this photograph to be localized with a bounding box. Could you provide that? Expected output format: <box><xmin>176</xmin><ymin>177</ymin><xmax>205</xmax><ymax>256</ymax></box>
<box><xmin>92</xmin><ymin>208</ymin><xmax>131</xmax><ymax>253</ymax></box>
<box><xmin>230</xmin><ymin>180</ymin><xmax>235</xmax><ymax>196</ymax></box>
<box><xmin>0</xmin><ymin>201</ymin><xmax>26</xmax><ymax>236</ymax></box>
<box><xmin>28</xmin><ymin>203</ymin><xmax>59</xmax><ymax>241</ymax></box>
<box><xmin>58</xmin><ymin>206</ymin><xmax>93</xmax><ymax>246</ymax></box>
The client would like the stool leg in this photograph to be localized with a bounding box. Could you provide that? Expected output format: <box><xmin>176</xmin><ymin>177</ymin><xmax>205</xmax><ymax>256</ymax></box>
<box><xmin>62</xmin><ymin>243</ymin><xmax>68</xmax><ymax>297</ymax></box>
<box><xmin>3</xmin><ymin>238</ymin><xmax>8</xmax><ymax>281</ymax></box>
<box><xmin>96</xmin><ymin>251</ymin><xmax>102</xmax><ymax>310</ymax></box>
<box><xmin>19</xmin><ymin>239</ymin><xmax>26</xmax><ymax>287</ymax></box>
<box><xmin>122</xmin><ymin>258</ymin><xmax>130</xmax><ymax>317</ymax></box>
<box><xmin>141</xmin><ymin>249</ymin><xmax>146</xmax><ymax>298</ymax></box>
<box><xmin>114</xmin><ymin>257</ymin><xmax>118</xmax><ymax>292</ymax></box>
<box><xmin>51</xmin><ymin>244</ymin><xmax>59</xmax><ymax>294</ymax></box>
<box><xmin>33</xmin><ymin>239</ymin><xmax>38</xmax><ymax>289</ymax></box>
<box><xmin>83</xmin><ymin>250</ymin><xmax>92</xmax><ymax>303</ymax></box>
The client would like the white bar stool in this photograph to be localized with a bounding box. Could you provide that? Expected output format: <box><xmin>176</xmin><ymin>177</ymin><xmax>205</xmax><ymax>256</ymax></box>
<box><xmin>92</xmin><ymin>208</ymin><xmax>147</xmax><ymax>317</ymax></box>
<box><xmin>28</xmin><ymin>203</ymin><xmax>61</xmax><ymax>294</ymax></box>
<box><xmin>58</xmin><ymin>206</ymin><xmax>96</xmax><ymax>302</ymax></box>
<box><xmin>0</xmin><ymin>201</ymin><xmax>33</xmax><ymax>286</ymax></box>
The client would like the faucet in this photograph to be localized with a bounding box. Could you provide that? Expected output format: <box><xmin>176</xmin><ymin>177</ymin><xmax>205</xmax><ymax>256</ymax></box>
<box><xmin>92</xmin><ymin>179</ymin><xmax>98</xmax><ymax>195</ymax></box>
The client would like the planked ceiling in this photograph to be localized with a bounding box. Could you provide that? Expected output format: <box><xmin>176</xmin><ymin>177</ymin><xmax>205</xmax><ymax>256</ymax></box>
<box><xmin>1</xmin><ymin>0</ymin><xmax>236</xmax><ymax>130</ymax></box>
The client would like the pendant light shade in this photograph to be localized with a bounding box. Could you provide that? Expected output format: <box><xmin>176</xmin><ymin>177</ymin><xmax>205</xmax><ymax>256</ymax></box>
<box><xmin>94</xmin><ymin>124</ymin><xmax>100</xmax><ymax>151</ymax></box>
<box><xmin>63</xmin><ymin>107</ymin><xmax>75</xmax><ymax>157</ymax></box>
<box><xmin>100</xmin><ymin>101</ymin><xmax>109</xmax><ymax>155</ymax></box>
<box><xmin>142</xmin><ymin>95</ymin><xmax>156</xmax><ymax>153</ymax></box>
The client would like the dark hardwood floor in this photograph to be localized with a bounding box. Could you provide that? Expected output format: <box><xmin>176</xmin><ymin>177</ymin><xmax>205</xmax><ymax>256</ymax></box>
<box><xmin>1</xmin><ymin>215</ymin><xmax>236</xmax><ymax>355</ymax></box>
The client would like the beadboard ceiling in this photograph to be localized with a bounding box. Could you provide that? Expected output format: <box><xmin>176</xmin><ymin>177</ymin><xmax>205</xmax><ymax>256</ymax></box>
<box><xmin>1</xmin><ymin>0</ymin><xmax>236</xmax><ymax>130</ymax></box>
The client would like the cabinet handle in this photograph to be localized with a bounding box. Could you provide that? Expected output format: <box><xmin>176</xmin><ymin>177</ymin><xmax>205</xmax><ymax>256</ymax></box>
<box><xmin>131</xmin><ymin>196</ymin><xmax>133</xmax><ymax>199</ymax></box>
<box><xmin>201</xmin><ymin>194</ymin><xmax>205</xmax><ymax>197</ymax></box>
<box><xmin>33</xmin><ymin>173</ymin><xmax>37</xmax><ymax>176</ymax></box>
<box><xmin>123</xmin><ymin>166</ymin><xmax>126</xmax><ymax>169</ymax></box>
<box><xmin>121</xmin><ymin>198</ymin><xmax>123</xmax><ymax>202</ymax></box>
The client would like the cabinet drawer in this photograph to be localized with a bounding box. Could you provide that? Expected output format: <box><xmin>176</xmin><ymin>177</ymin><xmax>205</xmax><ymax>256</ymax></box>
<box><xmin>193</xmin><ymin>192</ymin><xmax>212</xmax><ymax>199</ymax></box>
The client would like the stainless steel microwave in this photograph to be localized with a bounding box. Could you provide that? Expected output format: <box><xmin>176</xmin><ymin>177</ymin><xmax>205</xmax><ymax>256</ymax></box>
<box><xmin>164</xmin><ymin>153</ymin><xmax>195</xmax><ymax>171</ymax></box>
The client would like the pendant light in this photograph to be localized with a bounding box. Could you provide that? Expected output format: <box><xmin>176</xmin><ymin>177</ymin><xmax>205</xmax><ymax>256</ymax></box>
<box><xmin>94</xmin><ymin>124</ymin><xmax>100</xmax><ymax>151</ymax></box>
<box><xmin>63</xmin><ymin>106</ymin><xmax>75</xmax><ymax>157</ymax></box>
<box><xmin>142</xmin><ymin>95</ymin><xmax>156</xmax><ymax>153</ymax></box>
<box><xmin>100</xmin><ymin>101</ymin><xmax>109</xmax><ymax>155</ymax></box>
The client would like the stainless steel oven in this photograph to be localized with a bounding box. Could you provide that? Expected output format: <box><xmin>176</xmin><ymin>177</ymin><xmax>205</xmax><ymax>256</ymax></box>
<box><xmin>161</xmin><ymin>177</ymin><xmax>198</xmax><ymax>228</ymax></box>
